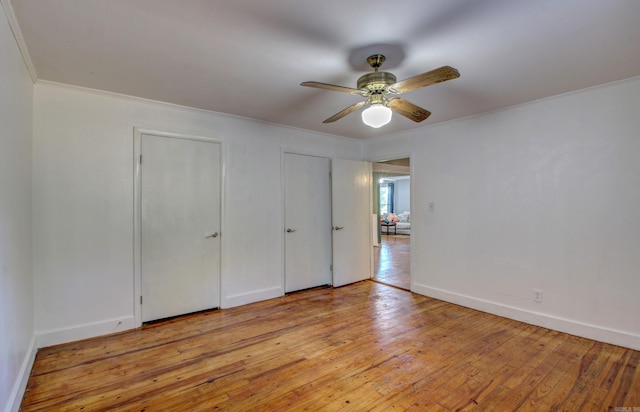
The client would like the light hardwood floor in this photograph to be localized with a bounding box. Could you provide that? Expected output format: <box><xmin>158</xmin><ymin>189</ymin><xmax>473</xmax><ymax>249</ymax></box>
<box><xmin>374</xmin><ymin>235</ymin><xmax>411</xmax><ymax>290</ymax></box>
<box><xmin>22</xmin><ymin>281</ymin><xmax>639</xmax><ymax>411</ymax></box>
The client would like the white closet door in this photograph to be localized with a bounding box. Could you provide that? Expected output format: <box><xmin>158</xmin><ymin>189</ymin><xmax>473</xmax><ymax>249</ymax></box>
<box><xmin>284</xmin><ymin>153</ymin><xmax>332</xmax><ymax>292</ymax></box>
<box><xmin>332</xmin><ymin>159</ymin><xmax>371</xmax><ymax>287</ymax></box>
<box><xmin>141</xmin><ymin>134</ymin><xmax>221</xmax><ymax>322</ymax></box>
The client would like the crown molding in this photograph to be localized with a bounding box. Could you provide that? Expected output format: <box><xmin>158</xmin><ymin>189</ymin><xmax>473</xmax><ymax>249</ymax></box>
<box><xmin>1</xmin><ymin>0</ymin><xmax>37</xmax><ymax>82</ymax></box>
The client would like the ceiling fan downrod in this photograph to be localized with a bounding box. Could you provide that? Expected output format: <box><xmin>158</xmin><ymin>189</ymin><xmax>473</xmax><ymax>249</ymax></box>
<box><xmin>357</xmin><ymin>54</ymin><xmax>397</xmax><ymax>92</ymax></box>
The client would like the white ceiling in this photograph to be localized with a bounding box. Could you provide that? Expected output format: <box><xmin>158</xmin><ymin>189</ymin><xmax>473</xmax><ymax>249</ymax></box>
<box><xmin>11</xmin><ymin>0</ymin><xmax>640</xmax><ymax>139</ymax></box>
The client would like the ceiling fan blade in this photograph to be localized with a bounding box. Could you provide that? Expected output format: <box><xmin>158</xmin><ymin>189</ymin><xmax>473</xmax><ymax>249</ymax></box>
<box><xmin>301</xmin><ymin>81</ymin><xmax>362</xmax><ymax>95</ymax></box>
<box><xmin>387</xmin><ymin>97</ymin><xmax>431</xmax><ymax>122</ymax></box>
<box><xmin>323</xmin><ymin>101</ymin><xmax>367</xmax><ymax>123</ymax></box>
<box><xmin>391</xmin><ymin>66</ymin><xmax>460</xmax><ymax>94</ymax></box>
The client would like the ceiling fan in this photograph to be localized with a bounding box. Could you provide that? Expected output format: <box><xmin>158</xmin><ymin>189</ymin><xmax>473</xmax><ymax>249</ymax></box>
<box><xmin>301</xmin><ymin>54</ymin><xmax>460</xmax><ymax>128</ymax></box>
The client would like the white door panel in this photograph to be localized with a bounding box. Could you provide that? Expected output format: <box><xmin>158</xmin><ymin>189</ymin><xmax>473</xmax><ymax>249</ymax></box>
<box><xmin>332</xmin><ymin>159</ymin><xmax>371</xmax><ymax>287</ymax></box>
<box><xmin>141</xmin><ymin>134</ymin><xmax>221</xmax><ymax>322</ymax></box>
<box><xmin>284</xmin><ymin>153</ymin><xmax>332</xmax><ymax>292</ymax></box>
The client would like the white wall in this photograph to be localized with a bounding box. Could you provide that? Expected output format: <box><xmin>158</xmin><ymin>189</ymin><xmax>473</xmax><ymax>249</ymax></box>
<box><xmin>393</xmin><ymin>178</ymin><xmax>410</xmax><ymax>213</ymax></box>
<box><xmin>31</xmin><ymin>77</ymin><xmax>640</xmax><ymax>350</ymax></box>
<box><xmin>0</xmin><ymin>1</ymin><xmax>35</xmax><ymax>411</ymax></box>
<box><xmin>365</xmin><ymin>77</ymin><xmax>640</xmax><ymax>350</ymax></box>
<box><xmin>32</xmin><ymin>82</ymin><xmax>363</xmax><ymax>346</ymax></box>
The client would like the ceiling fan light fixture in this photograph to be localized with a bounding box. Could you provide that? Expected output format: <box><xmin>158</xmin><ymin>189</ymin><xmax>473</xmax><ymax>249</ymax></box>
<box><xmin>301</xmin><ymin>53</ymin><xmax>459</xmax><ymax>126</ymax></box>
<box><xmin>362</xmin><ymin>104</ymin><xmax>392</xmax><ymax>128</ymax></box>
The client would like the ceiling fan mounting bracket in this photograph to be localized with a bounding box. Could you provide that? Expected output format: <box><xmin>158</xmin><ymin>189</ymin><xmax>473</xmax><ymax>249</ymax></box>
<box><xmin>367</xmin><ymin>54</ymin><xmax>386</xmax><ymax>71</ymax></box>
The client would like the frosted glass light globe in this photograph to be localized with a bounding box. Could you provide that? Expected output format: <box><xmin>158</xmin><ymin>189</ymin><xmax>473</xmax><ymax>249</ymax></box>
<box><xmin>361</xmin><ymin>104</ymin><xmax>392</xmax><ymax>128</ymax></box>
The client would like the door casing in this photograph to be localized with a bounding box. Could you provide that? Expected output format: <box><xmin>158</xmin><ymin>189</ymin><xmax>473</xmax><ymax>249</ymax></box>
<box><xmin>369</xmin><ymin>153</ymin><xmax>413</xmax><ymax>291</ymax></box>
<box><xmin>331</xmin><ymin>158</ymin><xmax>372</xmax><ymax>287</ymax></box>
<box><xmin>133</xmin><ymin>128</ymin><xmax>225</xmax><ymax>326</ymax></box>
<box><xmin>283</xmin><ymin>152</ymin><xmax>332</xmax><ymax>293</ymax></box>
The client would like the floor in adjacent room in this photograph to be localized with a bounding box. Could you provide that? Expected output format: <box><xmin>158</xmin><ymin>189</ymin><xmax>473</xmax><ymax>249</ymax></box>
<box><xmin>21</xmin><ymin>281</ymin><xmax>640</xmax><ymax>411</ymax></box>
<box><xmin>373</xmin><ymin>234</ymin><xmax>410</xmax><ymax>290</ymax></box>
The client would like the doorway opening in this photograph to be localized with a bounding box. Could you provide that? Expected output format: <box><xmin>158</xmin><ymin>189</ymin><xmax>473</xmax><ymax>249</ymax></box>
<box><xmin>372</xmin><ymin>158</ymin><xmax>411</xmax><ymax>290</ymax></box>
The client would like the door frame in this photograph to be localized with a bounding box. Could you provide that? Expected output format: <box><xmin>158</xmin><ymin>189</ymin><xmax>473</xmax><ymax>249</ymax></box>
<box><xmin>280</xmin><ymin>149</ymin><xmax>334</xmax><ymax>295</ymax></box>
<box><xmin>133</xmin><ymin>128</ymin><xmax>226</xmax><ymax>326</ymax></box>
<box><xmin>368</xmin><ymin>152</ymin><xmax>413</xmax><ymax>291</ymax></box>
<box><xmin>281</xmin><ymin>151</ymin><xmax>333</xmax><ymax>293</ymax></box>
<box><xmin>331</xmin><ymin>158</ymin><xmax>374</xmax><ymax>287</ymax></box>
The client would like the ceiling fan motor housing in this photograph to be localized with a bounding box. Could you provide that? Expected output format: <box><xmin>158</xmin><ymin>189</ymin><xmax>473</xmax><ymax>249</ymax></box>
<box><xmin>357</xmin><ymin>72</ymin><xmax>397</xmax><ymax>93</ymax></box>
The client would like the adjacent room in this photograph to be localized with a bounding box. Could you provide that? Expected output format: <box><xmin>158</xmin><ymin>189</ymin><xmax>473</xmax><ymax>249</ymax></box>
<box><xmin>373</xmin><ymin>158</ymin><xmax>412</xmax><ymax>290</ymax></box>
<box><xmin>2</xmin><ymin>1</ymin><xmax>640</xmax><ymax>410</ymax></box>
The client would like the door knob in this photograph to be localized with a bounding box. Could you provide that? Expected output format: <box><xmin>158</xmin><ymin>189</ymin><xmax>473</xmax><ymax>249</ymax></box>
<box><xmin>205</xmin><ymin>232</ymin><xmax>219</xmax><ymax>238</ymax></box>
<box><xmin>286</xmin><ymin>228</ymin><xmax>297</xmax><ymax>233</ymax></box>
<box><xmin>334</xmin><ymin>226</ymin><xmax>344</xmax><ymax>231</ymax></box>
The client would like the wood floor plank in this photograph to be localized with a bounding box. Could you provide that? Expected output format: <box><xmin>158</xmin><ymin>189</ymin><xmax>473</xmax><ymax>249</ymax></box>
<box><xmin>602</xmin><ymin>349</ymin><xmax>640</xmax><ymax>410</ymax></box>
<box><xmin>374</xmin><ymin>235</ymin><xmax>411</xmax><ymax>290</ymax></box>
<box><xmin>365</xmin><ymin>321</ymin><xmax>553</xmax><ymax>410</ymax></box>
<box><xmin>512</xmin><ymin>336</ymin><xmax>590</xmax><ymax>410</ymax></box>
<box><xmin>21</xmin><ymin>281</ymin><xmax>640</xmax><ymax>411</ymax></box>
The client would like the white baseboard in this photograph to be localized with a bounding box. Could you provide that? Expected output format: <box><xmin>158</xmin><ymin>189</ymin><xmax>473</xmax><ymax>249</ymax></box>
<box><xmin>6</xmin><ymin>335</ymin><xmax>37</xmax><ymax>412</ymax></box>
<box><xmin>412</xmin><ymin>282</ymin><xmax>640</xmax><ymax>351</ymax></box>
<box><xmin>222</xmin><ymin>286</ymin><xmax>282</xmax><ymax>309</ymax></box>
<box><xmin>36</xmin><ymin>315</ymin><xmax>137</xmax><ymax>348</ymax></box>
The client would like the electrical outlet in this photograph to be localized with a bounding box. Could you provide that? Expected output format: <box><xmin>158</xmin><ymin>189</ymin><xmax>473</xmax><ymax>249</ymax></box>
<box><xmin>533</xmin><ymin>289</ymin><xmax>543</xmax><ymax>303</ymax></box>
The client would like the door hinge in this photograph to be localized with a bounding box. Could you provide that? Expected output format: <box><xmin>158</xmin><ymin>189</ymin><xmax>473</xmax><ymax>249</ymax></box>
<box><xmin>139</xmin><ymin>154</ymin><xmax>143</xmax><ymax>164</ymax></box>
<box><xmin>329</xmin><ymin>171</ymin><xmax>332</xmax><ymax>179</ymax></box>
<box><xmin>140</xmin><ymin>296</ymin><xmax>143</xmax><ymax>305</ymax></box>
<box><xmin>330</xmin><ymin>264</ymin><xmax>333</xmax><ymax>271</ymax></box>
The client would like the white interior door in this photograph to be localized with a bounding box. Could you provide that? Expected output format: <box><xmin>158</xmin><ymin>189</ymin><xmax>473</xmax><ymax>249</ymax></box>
<box><xmin>141</xmin><ymin>134</ymin><xmax>221</xmax><ymax>322</ymax></box>
<box><xmin>332</xmin><ymin>159</ymin><xmax>372</xmax><ymax>287</ymax></box>
<box><xmin>284</xmin><ymin>153</ymin><xmax>332</xmax><ymax>292</ymax></box>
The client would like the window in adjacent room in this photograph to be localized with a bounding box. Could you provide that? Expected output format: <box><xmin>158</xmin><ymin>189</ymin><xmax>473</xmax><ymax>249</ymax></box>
<box><xmin>379</xmin><ymin>181</ymin><xmax>394</xmax><ymax>215</ymax></box>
